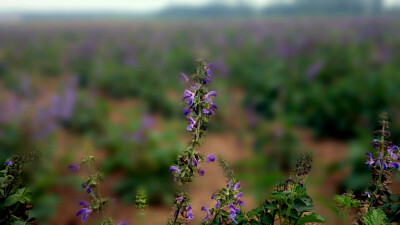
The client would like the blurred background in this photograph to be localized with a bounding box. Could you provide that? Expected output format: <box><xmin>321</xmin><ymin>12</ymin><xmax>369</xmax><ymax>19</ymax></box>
<box><xmin>1</xmin><ymin>0</ymin><xmax>400</xmax><ymax>224</ymax></box>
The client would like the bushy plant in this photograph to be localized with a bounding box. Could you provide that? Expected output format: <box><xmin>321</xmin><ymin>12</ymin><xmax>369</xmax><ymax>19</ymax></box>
<box><xmin>0</xmin><ymin>153</ymin><xmax>38</xmax><ymax>225</ymax></box>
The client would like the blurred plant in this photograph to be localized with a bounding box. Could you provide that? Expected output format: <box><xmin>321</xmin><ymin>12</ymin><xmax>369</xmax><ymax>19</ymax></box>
<box><xmin>70</xmin><ymin>153</ymin><xmax>127</xmax><ymax>225</ymax></box>
<box><xmin>167</xmin><ymin>59</ymin><xmax>218</xmax><ymax>225</ymax></box>
<box><xmin>135</xmin><ymin>187</ymin><xmax>147</xmax><ymax>216</ymax></box>
<box><xmin>0</xmin><ymin>153</ymin><xmax>38</xmax><ymax>225</ymax></box>
<box><xmin>239</xmin><ymin>153</ymin><xmax>325</xmax><ymax>225</ymax></box>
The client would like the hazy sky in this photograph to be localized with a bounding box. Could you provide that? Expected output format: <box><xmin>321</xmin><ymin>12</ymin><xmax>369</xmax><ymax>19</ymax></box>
<box><xmin>1</xmin><ymin>0</ymin><xmax>398</xmax><ymax>12</ymax></box>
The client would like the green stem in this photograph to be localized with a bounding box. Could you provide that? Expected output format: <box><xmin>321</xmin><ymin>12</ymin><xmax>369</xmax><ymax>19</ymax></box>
<box><xmin>88</xmin><ymin>157</ymin><xmax>105</xmax><ymax>221</ymax></box>
<box><xmin>210</xmin><ymin>208</ymin><xmax>220</xmax><ymax>224</ymax></box>
<box><xmin>285</xmin><ymin>185</ymin><xmax>296</xmax><ymax>224</ymax></box>
<box><xmin>172</xmin><ymin>205</ymin><xmax>181</xmax><ymax>225</ymax></box>
<box><xmin>369</xmin><ymin>122</ymin><xmax>386</xmax><ymax>208</ymax></box>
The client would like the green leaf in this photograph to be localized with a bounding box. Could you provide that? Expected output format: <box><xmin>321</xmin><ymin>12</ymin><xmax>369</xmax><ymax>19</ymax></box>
<box><xmin>247</xmin><ymin>207</ymin><xmax>264</xmax><ymax>218</ymax></box>
<box><xmin>260</xmin><ymin>213</ymin><xmax>274</xmax><ymax>224</ymax></box>
<box><xmin>249</xmin><ymin>219</ymin><xmax>260</xmax><ymax>225</ymax></box>
<box><xmin>364</xmin><ymin>209</ymin><xmax>388</xmax><ymax>225</ymax></box>
<box><xmin>296</xmin><ymin>213</ymin><xmax>325</xmax><ymax>225</ymax></box>
<box><xmin>13</xmin><ymin>220</ymin><xmax>24</xmax><ymax>225</ymax></box>
<box><xmin>4</xmin><ymin>188</ymin><xmax>30</xmax><ymax>206</ymax></box>
<box><xmin>4</xmin><ymin>194</ymin><xmax>20</xmax><ymax>206</ymax></box>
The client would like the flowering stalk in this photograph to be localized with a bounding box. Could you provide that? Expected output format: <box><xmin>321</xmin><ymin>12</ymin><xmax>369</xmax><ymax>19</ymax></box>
<box><xmin>168</xmin><ymin>59</ymin><xmax>217</xmax><ymax>225</ymax></box>
<box><xmin>201</xmin><ymin>156</ymin><xmax>244</xmax><ymax>224</ymax></box>
<box><xmin>365</xmin><ymin>113</ymin><xmax>399</xmax><ymax>208</ymax></box>
<box><xmin>70</xmin><ymin>153</ymin><xmax>127</xmax><ymax>225</ymax></box>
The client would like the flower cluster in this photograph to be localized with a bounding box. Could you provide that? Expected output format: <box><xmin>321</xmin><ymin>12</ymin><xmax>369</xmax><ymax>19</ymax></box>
<box><xmin>201</xmin><ymin>180</ymin><xmax>244</xmax><ymax>224</ymax></box>
<box><xmin>69</xmin><ymin>154</ymin><xmax>127</xmax><ymax>225</ymax></box>
<box><xmin>168</xmin><ymin>59</ymin><xmax>218</xmax><ymax>225</ymax></box>
<box><xmin>286</xmin><ymin>153</ymin><xmax>313</xmax><ymax>186</ymax></box>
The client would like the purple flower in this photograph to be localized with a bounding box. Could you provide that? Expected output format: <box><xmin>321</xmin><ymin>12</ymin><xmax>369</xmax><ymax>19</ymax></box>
<box><xmin>76</xmin><ymin>207</ymin><xmax>92</xmax><ymax>222</ymax></box>
<box><xmin>187</xmin><ymin>116</ymin><xmax>196</xmax><ymax>131</ymax></box>
<box><xmin>79</xmin><ymin>201</ymin><xmax>89</xmax><ymax>207</ymax></box>
<box><xmin>388</xmin><ymin>146</ymin><xmax>399</xmax><ymax>160</ymax></box>
<box><xmin>228</xmin><ymin>181</ymin><xmax>232</xmax><ymax>188</ymax></box>
<box><xmin>229</xmin><ymin>208</ymin><xmax>238</xmax><ymax>224</ymax></box>
<box><xmin>234</xmin><ymin>182</ymin><xmax>240</xmax><ymax>191</ymax></box>
<box><xmin>181</xmin><ymin>73</ymin><xmax>189</xmax><ymax>83</ymax></box>
<box><xmin>177</xmin><ymin>196</ymin><xmax>183</xmax><ymax>202</ymax></box>
<box><xmin>365</xmin><ymin>153</ymin><xmax>375</xmax><ymax>167</ymax></box>
<box><xmin>202</xmin><ymin>109</ymin><xmax>210</xmax><ymax>114</ymax></box>
<box><xmin>5</xmin><ymin>161</ymin><xmax>13</xmax><ymax>166</ymax></box>
<box><xmin>202</xmin><ymin>78</ymin><xmax>211</xmax><ymax>84</ymax></box>
<box><xmin>117</xmin><ymin>222</ymin><xmax>127</xmax><ymax>225</ymax></box>
<box><xmin>383</xmin><ymin>162</ymin><xmax>388</xmax><ymax>170</ymax></box>
<box><xmin>182</xmin><ymin>90</ymin><xmax>195</xmax><ymax>106</ymax></box>
<box><xmin>211</xmin><ymin>194</ymin><xmax>215</xmax><ymax>200</ymax></box>
<box><xmin>206</xmin><ymin>91</ymin><xmax>217</xmax><ymax>98</ymax></box>
<box><xmin>365</xmin><ymin>192</ymin><xmax>371</xmax><ymax>198</ymax></box>
<box><xmin>201</xmin><ymin>206</ymin><xmax>211</xmax><ymax>220</ymax></box>
<box><xmin>192</xmin><ymin>158</ymin><xmax>198</xmax><ymax>167</ymax></box>
<box><xmin>184</xmin><ymin>107</ymin><xmax>191</xmax><ymax>116</ymax></box>
<box><xmin>236</xmin><ymin>199</ymin><xmax>244</xmax><ymax>207</ymax></box>
<box><xmin>235</xmin><ymin>192</ymin><xmax>244</xmax><ymax>200</ymax></box>
<box><xmin>390</xmin><ymin>162</ymin><xmax>399</xmax><ymax>169</ymax></box>
<box><xmin>186</xmin><ymin>205</ymin><xmax>194</xmax><ymax>220</ymax></box>
<box><xmin>169</xmin><ymin>166</ymin><xmax>181</xmax><ymax>175</ymax></box>
<box><xmin>86</xmin><ymin>185</ymin><xmax>92</xmax><ymax>194</ymax></box>
<box><xmin>68</xmin><ymin>164</ymin><xmax>79</xmax><ymax>173</ymax></box>
<box><xmin>206</xmin><ymin>155</ymin><xmax>215</xmax><ymax>162</ymax></box>
<box><xmin>198</xmin><ymin>169</ymin><xmax>205</xmax><ymax>176</ymax></box>
<box><xmin>205</xmin><ymin>63</ymin><xmax>214</xmax><ymax>77</ymax></box>
<box><xmin>216</xmin><ymin>200</ymin><xmax>221</xmax><ymax>208</ymax></box>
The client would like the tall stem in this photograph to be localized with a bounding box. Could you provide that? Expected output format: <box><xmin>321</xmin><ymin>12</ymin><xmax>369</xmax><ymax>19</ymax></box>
<box><xmin>172</xmin><ymin>205</ymin><xmax>181</xmax><ymax>225</ymax></box>
<box><xmin>88</xmin><ymin>158</ymin><xmax>105</xmax><ymax>221</ymax></box>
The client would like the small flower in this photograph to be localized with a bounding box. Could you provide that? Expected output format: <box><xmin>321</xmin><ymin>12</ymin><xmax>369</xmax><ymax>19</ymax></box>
<box><xmin>184</xmin><ymin>107</ymin><xmax>191</xmax><ymax>116</ymax></box>
<box><xmin>235</xmin><ymin>192</ymin><xmax>244</xmax><ymax>200</ymax></box>
<box><xmin>201</xmin><ymin>206</ymin><xmax>211</xmax><ymax>220</ymax></box>
<box><xmin>202</xmin><ymin>108</ymin><xmax>210</xmax><ymax>114</ymax></box>
<box><xmin>5</xmin><ymin>160</ymin><xmax>13</xmax><ymax>166</ymax></box>
<box><xmin>236</xmin><ymin>199</ymin><xmax>244</xmax><ymax>207</ymax></box>
<box><xmin>117</xmin><ymin>222</ymin><xmax>127</xmax><ymax>225</ymax></box>
<box><xmin>229</xmin><ymin>210</ymin><xmax>238</xmax><ymax>224</ymax></box>
<box><xmin>86</xmin><ymin>185</ymin><xmax>92</xmax><ymax>194</ymax></box>
<box><xmin>187</xmin><ymin>116</ymin><xmax>196</xmax><ymax>131</ymax></box>
<box><xmin>206</xmin><ymin>91</ymin><xmax>217</xmax><ymax>98</ymax></box>
<box><xmin>68</xmin><ymin>164</ymin><xmax>79</xmax><ymax>173</ymax></box>
<box><xmin>181</xmin><ymin>73</ymin><xmax>189</xmax><ymax>83</ymax></box>
<box><xmin>198</xmin><ymin>169</ymin><xmax>205</xmax><ymax>176</ymax></box>
<box><xmin>234</xmin><ymin>182</ymin><xmax>240</xmax><ymax>191</ymax></box>
<box><xmin>205</xmin><ymin>63</ymin><xmax>214</xmax><ymax>77</ymax></box>
<box><xmin>365</xmin><ymin>153</ymin><xmax>375</xmax><ymax>167</ymax></box>
<box><xmin>365</xmin><ymin>192</ymin><xmax>371</xmax><ymax>198</ymax></box>
<box><xmin>76</xmin><ymin>207</ymin><xmax>92</xmax><ymax>222</ymax></box>
<box><xmin>390</xmin><ymin>162</ymin><xmax>399</xmax><ymax>169</ymax></box>
<box><xmin>216</xmin><ymin>200</ymin><xmax>221</xmax><ymax>208</ymax></box>
<box><xmin>383</xmin><ymin>162</ymin><xmax>388</xmax><ymax>170</ymax></box>
<box><xmin>79</xmin><ymin>201</ymin><xmax>89</xmax><ymax>207</ymax></box>
<box><xmin>182</xmin><ymin>90</ymin><xmax>195</xmax><ymax>106</ymax></box>
<box><xmin>211</xmin><ymin>194</ymin><xmax>215</xmax><ymax>200</ymax></box>
<box><xmin>186</xmin><ymin>205</ymin><xmax>194</xmax><ymax>220</ymax></box>
<box><xmin>202</xmin><ymin>78</ymin><xmax>211</xmax><ymax>84</ymax></box>
<box><xmin>177</xmin><ymin>196</ymin><xmax>183</xmax><ymax>202</ymax></box>
<box><xmin>206</xmin><ymin>154</ymin><xmax>215</xmax><ymax>162</ymax></box>
<box><xmin>388</xmin><ymin>146</ymin><xmax>399</xmax><ymax>160</ymax></box>
<box><xmin>192</xmin><ymin>157</ymin><xmax>198</xmax><ymax>167</ymax></box>
<box><xmin>169</xmin><ymin>166</ymin><xmax>181</xmax><ymax>175</ymax></box>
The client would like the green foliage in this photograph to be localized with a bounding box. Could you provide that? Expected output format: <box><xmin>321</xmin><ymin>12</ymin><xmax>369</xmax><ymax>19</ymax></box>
<box><xmin>334</xmin><ymin>191</ymin><xmax>360</xmax><ymax>219</ymax></box>
<box><xmin>363</xmin><ymin>209</ymin><xmax>388</xmax><ymax>225</ymax></box>
<box><xmin>0</xmin><ymin>155</ymin><xmax>37</xmax><ymax>225</ymax></box>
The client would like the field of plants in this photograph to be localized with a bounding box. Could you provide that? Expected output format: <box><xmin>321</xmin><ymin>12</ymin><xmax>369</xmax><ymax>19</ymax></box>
<box><xmin>1</xmin><ymin>16</ymin><xmax>400</xmax><ymax>225</ymax></box>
